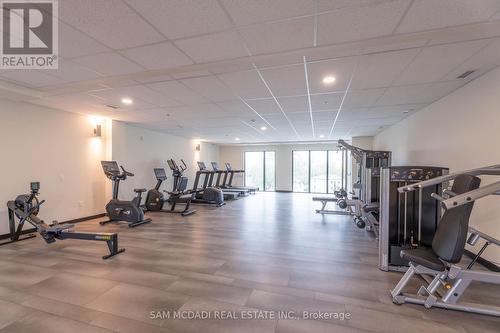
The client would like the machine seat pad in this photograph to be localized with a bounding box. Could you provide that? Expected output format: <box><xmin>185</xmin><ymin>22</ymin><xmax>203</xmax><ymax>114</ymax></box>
<box><xmin>400</xmin><ymin>247</ymin><xmax>446</xmax><ymax>271</ymax></box>
<box><xmin>134</xmin><ymin>188</ymin><xmax>147</xmax><ymax>193</ymax></box>
<box><xmin>363</xmin><ymin>203</ymin><xmax>379</xmax><ymax>213</ymax></box>
<box><xmin>312</xmin><ymin>197</ymin><xmax>338</xmax><ymax>202</ymax></box>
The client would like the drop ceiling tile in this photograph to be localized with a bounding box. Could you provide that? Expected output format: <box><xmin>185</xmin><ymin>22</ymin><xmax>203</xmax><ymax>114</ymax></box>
<box><xmin>217</xmin><ymin>70</ymin><xmax>270</xmax><ymax>99</ymax></box>
<box><xmin>376</xmin><ymin>81</ymin><xmax>465</xmax><ymax>105</ymax></box>
<box><xmin>60</xmin><ymin>0</ymin><xmax>164</xmax><ymax>49</ymax></box>
<box><xmin>277</xmin><ymin>95</ymin><xmax>309</xmax><ymax>113</ymax></box>
<box><xmin>311</xmin><ymin>93</ymin><xmax>343</xmax><ymax>110</ymax></box>
<box><xmin>443</xmin><ymin>38</ymin><xmax>500</xmax><ymax>81</ymax></box>
<box><xmin>239</xmin><ymin>16</ymin><xmax>314</xmax><ymax>55</ymax></box>
<box><xmin>46</xmin><ymin>60</ymin><xmax>102</xmax><ymax>83</ymax></box>
<box><xmin>307</xmin><ymin>57</ymin><xmax>356</xmax><ymax>93</ymax></box>
<box><xmin>0</xmin><ymin>71</ymin><xmax>65</xmax><ymax>88</ymax></box>
<box><xmin>124</xmin><ymin>0</ymin><xmax>233</xmax><ymax>39</ymax></box>
<box><xmin>134</xmin><ymin>75</ymin><xmax>174</xmax><ymax>84</ymax></box>
<box><xmin>171</xmin><ymin>70</ymin><xmax>213</xmax><ymax>80</ymax></box>
<box><xmin>361</xmin><ymin>39</ymin><xmax>428</xmax><ymax>54</ymax></box>
<box><xmin>396</xmin><ymin>0</ymin><xmax>500</xmax><ymax>34</ymax></box>
<box><xmin>120</xmin><ymin>85</ymin><xmax>183</xmax><ymax>108</ymax></box>
<box><xmin>220</xmin><ymin>0</ymin><xmax>314</xmax><ymax>25</ymax></box>
<box><xmin>121</xmin><ymin>42</ymin><xmax>193</xmax><ymax>70</ymax></box>
<box><xmin>181</xmin><ymin>76</ymin><xmax>237</xmax><ymax>102</ymax></box>
<box><xmin>217</xmin><ymin>100</ymin><xmax>254</xmax><ymax>116</ymax></box>
<box><xmin>73</xmin><ymin>52</ymin><xmax>145</xmax><ymax>76</ymax></box>
<box><xmin>343</xmin><ymin>88</ymin><xmax>386</xmax><ymax>108</ymax></box>
<box><xmin>59</xmin><ymin>22</ymin><xmax>110</xmax><ymax>59</ymax></box>
<box><xmin>88</xmin><ymin>89</ymin><xmax>157</xmax><ymax>110</ymax></box>
<box><xmin>316</xmin><ymin>0</ymin><xmax>394</xmax><ymax>12</ymax></box>
<box><xmin>341</xmin><ymin>104</ymin><xmax>424</xmax><ymax>120</ymax></box>
<box><xmin>312</xmin><ymin>111</ymin><xmax>337</xmax><ymax>121</ymax></box>
<box><xmin>260</xmin><ymin>64</ymin><xmax>306</xmax><ymax>97</ymax></box>
<box><xmin>175</xmin><ymin>31</ymin><xmax>249</xmax><ymax>63</ymax></box>
<box><xmin>351</xmin><ymin>49</ymin><xmax>420</xmax><ymax>89</ymax></box>
<box><xmin>147</xmin><ymin>80</ymin><xmax>209</xmax><ymax>105</ymax></box>
<box><xmin>394</xmin><ymin>39</ymin><xmax>490</xmax><ymax>85</ymax></box>
<box><xmin>246</xmin><ymin>98</ymin><xmax>282</xmax><ymax>115</ymax></box>
<box><xmin>317</xmin><ymin>0</ymin><xmax>410</xmax><ymax>46</ymax></box>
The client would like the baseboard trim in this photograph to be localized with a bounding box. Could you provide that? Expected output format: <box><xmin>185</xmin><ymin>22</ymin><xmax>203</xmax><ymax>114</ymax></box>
<box><xmin>275</xmin><ymin>190</ymin><xmax>293</xmax><ymax>193</ymax></box>
<box><xmin>0</xmin><ymin>213</ymin><xmax>106</xmax><ymax>240</ymax></box>
<box><xmin>464</xmin><ymin>249</ymin><xmax>500</xmax><ymax>272</ymax></box>
<box><xmin>61</xmin><ymin>213</ymin><xmax>106</xmax><ymax>224</ymax></box>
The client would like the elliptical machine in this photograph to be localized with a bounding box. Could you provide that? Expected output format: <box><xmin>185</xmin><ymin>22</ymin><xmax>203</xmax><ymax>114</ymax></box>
<box><xmin>144</xmin><ymin>165</ymin><xmax>196</xmax><ymax>216</ymax></box>
<box><xmin>100</xmin><ymin>161</ymin><xmax>151</xmax><ymax>228</ymax></box>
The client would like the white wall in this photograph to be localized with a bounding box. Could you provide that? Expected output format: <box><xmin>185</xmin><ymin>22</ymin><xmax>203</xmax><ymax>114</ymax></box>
<box><xmin>111</xmin><ymin>121</ymin><xmax>219</xmax><ymax>199</ymax></box>
<box><xmin>374</xmin><ymin>66</ymin><xmax>500</xmax><ymax>263</ymax></box>
<box><xmin>0</xmin><ymin>100</ymin><xmax>109</xmax><ymax>234</ymax></box>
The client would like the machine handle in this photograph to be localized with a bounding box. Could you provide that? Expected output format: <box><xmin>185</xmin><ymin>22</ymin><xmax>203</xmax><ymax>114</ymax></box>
<box><xmin>120</xmin><ymin>165</ymin><xmax>134</xmax><ymax>177</ymax></box>
<box><xmin>180</xmin><ymin>159</ymin><xmax>187</xmax><ymax>171</ymax></box>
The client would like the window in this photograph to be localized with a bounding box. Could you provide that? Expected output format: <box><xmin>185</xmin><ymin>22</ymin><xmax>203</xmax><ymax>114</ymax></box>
<box><xmin>292</xmin><ymin>151</ymin><xmax>309</xmax><ymax>192</ymax></box>
<box><xmin>310</xmin><ymin>151</ymin><xmax>327</xmax><ymax>193</ymax></box>
<box><xmin>264</xmin><ymin>151</ymin><xmax>276</xmax><ymax>191</ymax></box>
<box><xmin>293</xmin><ymin>150</ymin><xmax>347</xmax><ymax>193</ymax></box>
<box><xmin>328</xmin><ymin>150</ymin><xmax>343</xmax><ymax>194</ymax></box>
<box><xmin>244</xmin><ymin>151</ymin><xmax>275</xmax><ymax>191</ymax></box>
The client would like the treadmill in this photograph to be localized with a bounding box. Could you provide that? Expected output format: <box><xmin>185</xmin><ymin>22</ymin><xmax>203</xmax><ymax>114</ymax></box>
<box><xmin>197</xmin><ymin>162</ymin><xmax>239</xmax><ymax>200</ymax></box>
<box><xmin>224</xmin><ymin>163</ymin><xmax>259</xmax><ymax>193</ymax></box>
<box><xmin>211</xmin><ymin>162</ymin><xmax>249</xmax><ymax>196</ymax></box>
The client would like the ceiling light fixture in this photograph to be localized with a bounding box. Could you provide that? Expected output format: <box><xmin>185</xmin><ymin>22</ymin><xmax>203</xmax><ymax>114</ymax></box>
<box><xmin>322</xmin><ymin>76</ymin><xmax>336</xmax><ymax>84</ymax></box>
<box><xmin>319</xmin><ymin>134</ymin><xmax>325</xmax><ymax>138</ymax></box>
<box><xmin>403</xmin><ymin>110</ymin><xmax>409</xmax><ymax>114</ymax></box>
<box><xmin>260</xmin><ymin>126</ymin><xmax>267</xmax><ymax>131</ymax></box>
<box><xmin>121</xmin><ymin>97</ymin><xmax>133</xmax><ymax>105</ymax></box>
<box><xmin>235</xmin><ymin>137</ymin><xmax>240</xmax><ymax>141</ymax></box>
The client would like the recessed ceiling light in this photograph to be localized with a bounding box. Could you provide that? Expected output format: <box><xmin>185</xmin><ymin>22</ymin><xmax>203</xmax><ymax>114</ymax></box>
<box><xmin>235</xmin><ymin>137</ymin><xmax>240</xmax><ymax>141</ymax></box>
<box><xmin>260</xmin><ymin>126</ymin><xmax>267</xmax><ymax>131</ymax></box>
<box><xmin>121</xmin><ymin>97</ymin><xmax>133</xmax><ymax>105</ymax></box>
<box><xmin>322</xmin><ymin>76</ymin><xmax>336</xmax><ymax>84</ymax></box>
<box><xmin>319</xmin><ymin>134</ymin><xmax>325</xmax><ymax>138</ymax></box>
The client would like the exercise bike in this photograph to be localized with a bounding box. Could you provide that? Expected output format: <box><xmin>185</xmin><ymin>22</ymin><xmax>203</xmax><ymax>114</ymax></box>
<box><xmin>144</xmin><ymin>166</ymin><xmax>196</xmax><ymax>216</ymax></box>
<box><xmin>100</xmin><ymin>161</ymin><xmax>152</xmax><ymax>228</ymax></box>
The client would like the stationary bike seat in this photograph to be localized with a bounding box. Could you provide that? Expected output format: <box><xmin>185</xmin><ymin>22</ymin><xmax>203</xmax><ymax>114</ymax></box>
<box><xmin>134</xmin><ymin>188</ymin><xmax>147</xmax><ymax>193</ymax></box>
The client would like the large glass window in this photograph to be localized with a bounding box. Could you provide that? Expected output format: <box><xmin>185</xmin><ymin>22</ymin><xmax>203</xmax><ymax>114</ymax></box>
<box><xmin>292</xmin><ymin>151</ymin><xmax>310</xmax><ymax>192</ymax></box>
<box><xmin>328</xmin><ymin>150</ymin><xmax>343</xmax><ymax>194</ymax></box>
<box><xmin>244</xmin><ymin>151</ymin><xmax>275</xmax><ymax>191</ymax></box>
<box><xmin>293</xmin><ymin>150</ymin><xmax>346</xmax><ymax>194</ymax></box>
<box><xmin>264</xmin><ymin>151</ymin><xmax>276</xmax><ymax>191</ymax></box>
<box><xmin>310</xmin><ymin>151</ymin><xmax>327</xmax><ymax>193</ymax></box>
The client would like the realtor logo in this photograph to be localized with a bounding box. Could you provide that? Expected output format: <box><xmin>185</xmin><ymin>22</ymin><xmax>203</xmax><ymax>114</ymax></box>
<box><xmin>1</xmin><ymin>0</ymin><xmax>58</xmax><ymax>69</ymax></box>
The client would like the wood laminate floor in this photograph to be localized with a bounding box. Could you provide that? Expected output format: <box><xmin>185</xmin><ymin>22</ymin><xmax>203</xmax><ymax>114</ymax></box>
<box><xmin>0</xmin><ymin>192</ymin><xmax>499</xmax><ymax>333</ymax></box>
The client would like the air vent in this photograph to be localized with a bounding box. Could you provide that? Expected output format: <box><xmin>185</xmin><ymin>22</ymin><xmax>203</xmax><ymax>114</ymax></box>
<box><xmin>105</xmin><ymin>104</ymin><xmax>119</xmax><ymax>109</ymax></box>
<box><xmin>457</xmin><ymin>70</ymin><xmax>475</xmax><ymax>79</ymax></box>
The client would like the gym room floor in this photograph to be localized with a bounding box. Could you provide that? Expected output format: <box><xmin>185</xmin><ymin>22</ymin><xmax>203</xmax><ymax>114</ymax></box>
<box><xmin>0</xmin><ymin>192</ymin><xmax>498</xmax><ymax>333</ymax></box>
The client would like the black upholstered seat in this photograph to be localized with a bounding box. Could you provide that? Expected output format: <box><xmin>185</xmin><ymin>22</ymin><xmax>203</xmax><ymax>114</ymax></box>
<box><xmin>312</xmin><ymin>197</ymin><xmax>338</xmax><ymax>202</ymax></box>
<box><xmin>401</xmin><ymin>247</ymin><xmax>445</xmax><ymax>271</ymax></box>
<box><xmin>401</xmin><ymin>174</ymin><xmax>481</xmax><ymax>270</ymax></box>
<box><xmin>363</xmin><ymin>203</ymin><xmax>379</xmax><ymax>213</ymax></box>
<box><xmin>134</xmin><ymin>188</ymin><xmax>147</xmax><ymax>193</ymax></box>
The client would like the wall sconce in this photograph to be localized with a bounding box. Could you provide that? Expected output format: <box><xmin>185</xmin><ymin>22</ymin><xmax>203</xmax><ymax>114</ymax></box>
<box><xmin>195</xmin><ymin>143</ymin><xmax>201</xmax><ymax>151</ymax></box>
<box><xmin>93</xmin><ymin>124</ymin><xmax>102</xmax><ymax>137</ymax></box>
